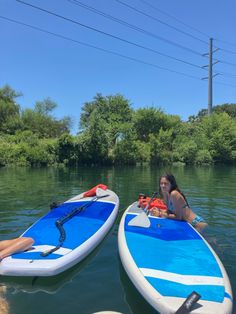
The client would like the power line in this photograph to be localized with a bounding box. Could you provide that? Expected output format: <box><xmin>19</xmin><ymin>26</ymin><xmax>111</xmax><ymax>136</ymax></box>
<box><xmin>16</xmin><ymin>0</ymin><xmax>205</xmax><ymax>70</ymax></box>
<box><xmin>121</xmin><ymin>0</ymin><xmax>236</xmax><ymax>63</ymax></box>
<box><xmin>202</xmin><ymin>38</ymin><xmax>236</xmax><ymax>115</ymax></box>
<box><xmin>0</xmin><ymin>15</ymin><xmax>202</xmax><ymax>80</ymax></box>
<box><xmin>218</xmin><ymin>47</ymin><xmax>236</xmax><ymax>55</ymax></box>
<box><xmin>214</xmin><ymin>80</ymin><xmax>236</xmax><ymax>88</ymax></box>
<box><xmin>2</xmin><ymin>14</ymin><xmax>235</xmax><ymax>89</ymax></box>
<box><xmin>68</xmin><ymin>0</ymin><xmax>236</xmax><ymax>76</ymax></box>
<box><xmin>67</xmin><ymin>0</ymin><xmax>203</xmax><ymax>57</ymax></box>
<box><xmin>139</xmin><ymin>0</ymin><xmax>236</xmax><ymax>58</ymax></box>
<box><xmin>2</xmin><ymin>15</ymin><xmax>235</xmax><ymax>88</ymax></box>
<box><xmin>114</xmin><ymin>0</ymin><xmax>208</xmax><ymax>45</ymax></box>
<box><xmin>218</xmin><ymin>59</ymin><xmax>236</xmax><ymax>68</ymax></box>
<box><xmin>210</xmin><ymin>44</ymin><xmax>236</xmax><ymax>68</ymax></box>
<box><xmin>215</xmin><ymin>38</ymin><xmax>236</xmax><ymax>49</ymax></box>
<box><xmin>20</xmin><ymin>0</ymin><xmax>236</xmax><ymax>75</ymax></box>
<box><xmin>138</xmin><ymin>0</ymin><xmax>210</xmax><ymax>39</ymax></box>
<box><xmin>217</xmin><ymin>71</ymin><xmax>236</xmax><ymax>79</ymax></box>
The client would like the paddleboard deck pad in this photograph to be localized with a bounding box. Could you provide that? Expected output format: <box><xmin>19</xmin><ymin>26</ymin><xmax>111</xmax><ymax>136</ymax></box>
<box><xmin>0</xmin><ymin>188</ymin><xmax>119</xmax><ymax>276</ymax></box>
<box><xmin>118</xmin><ymin>202</ymin><xmax>233</xmax><ymax>314</ymax></box>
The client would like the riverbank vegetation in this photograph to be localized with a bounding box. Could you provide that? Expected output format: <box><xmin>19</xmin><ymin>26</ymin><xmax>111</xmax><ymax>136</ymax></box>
<box><xmin>0</xmin><ymin>85</ymin><xmax>236</xmax><ymax>167</ymax></box>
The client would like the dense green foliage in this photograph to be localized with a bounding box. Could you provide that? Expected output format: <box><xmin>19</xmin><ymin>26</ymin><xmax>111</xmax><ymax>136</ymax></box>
<box><xmin>0</xmin><ymin>85</ymin><xmax>236</xmax><ymax>167</ymax></box>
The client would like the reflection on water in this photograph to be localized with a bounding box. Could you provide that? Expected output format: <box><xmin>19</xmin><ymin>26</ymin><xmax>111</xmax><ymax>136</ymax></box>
<box><xmin>0</xmin><ymin>165</ymin><xmax>235</xmax><ymax>314</ymax></box>
<box><xmin>1</xmin><ymin>239</ymin><xmax>105</xmax><ymax>295</ymax></box>
<box><xmin>119</xmin><ymin>261</ymin><xmax>157</xmax><ymax>314</ymax></box>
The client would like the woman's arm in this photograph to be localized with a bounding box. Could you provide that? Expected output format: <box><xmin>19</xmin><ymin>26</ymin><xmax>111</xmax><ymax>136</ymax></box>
<box><xmin>152</xmin><ymin>191</ymin><xmax>186</xmax><ymax>220</ymax></box>
<box><xmin>159</xmin><ymin>210</ymin><xmax>177</xmax><ymax>219</ymax></box>
<box><xmin>169</xmin><ymin>191</ymin><xmax>186</xmax><ymax>220</ymax></box>
<box><xmin>151</xmin><ymin>207</ymin><xmax>179</xmax><ymax>220</ymax></box>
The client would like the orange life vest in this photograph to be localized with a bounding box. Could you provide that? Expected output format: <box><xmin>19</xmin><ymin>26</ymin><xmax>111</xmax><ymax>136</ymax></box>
<box><xmin>138</xmin><ymin>195</ymin><xmax>167</xmax><ymax>210</ymax></box>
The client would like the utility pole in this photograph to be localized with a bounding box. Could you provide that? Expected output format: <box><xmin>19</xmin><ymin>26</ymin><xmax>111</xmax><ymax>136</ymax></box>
<box><xmin>202</xmin><ymin>38</ymin><xmax>219</xmax><ymax>115</ymax></box>
<box><xmin>208</xmin><ymin>38</ymin><xmax>213</xmax><ymax>115</ymax></box>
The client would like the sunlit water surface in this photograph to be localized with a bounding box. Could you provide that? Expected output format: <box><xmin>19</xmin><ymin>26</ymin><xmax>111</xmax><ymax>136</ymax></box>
<box><xmin>0</xmin><ymin>165</ymin><xmax>235</xmax><ymax>314</ymax></box>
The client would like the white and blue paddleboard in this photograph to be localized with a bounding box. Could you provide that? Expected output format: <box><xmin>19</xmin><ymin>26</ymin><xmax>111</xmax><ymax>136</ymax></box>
<box><xmin>118</xmin><ymin>202</ymin><xmax>233</xmax><ymax>314</ymax></box>
<box><xmin>0</xmin><ymin>188</ymin><xmax>119</xmax><ymax>277</ymax></box>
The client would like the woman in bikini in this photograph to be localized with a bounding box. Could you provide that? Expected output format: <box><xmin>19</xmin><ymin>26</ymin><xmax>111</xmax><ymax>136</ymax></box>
<box><xmin>152</xmin><ymin>174</ymin><xmax>208</xmax><ymax>232</ymax></box>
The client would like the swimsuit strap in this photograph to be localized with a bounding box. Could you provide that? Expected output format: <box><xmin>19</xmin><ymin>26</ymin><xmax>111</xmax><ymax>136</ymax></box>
<box><xmin>168</xmin><ymin>199</ymin><xmax>175</xmax><ymax>213</ymax></box>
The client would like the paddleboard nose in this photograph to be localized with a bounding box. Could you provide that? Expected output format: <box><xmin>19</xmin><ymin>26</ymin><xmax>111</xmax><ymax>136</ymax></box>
<box><xmin>91</xmin><ymin>312</ymin><xmax>123</xmax><ymax>314</ymax></box>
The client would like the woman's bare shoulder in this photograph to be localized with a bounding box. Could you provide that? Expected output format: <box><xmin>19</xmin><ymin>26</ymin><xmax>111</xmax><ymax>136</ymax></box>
<box><xmin>170</xmin><ymin>190</ymin><xmax>185</xmax><ymax>204</ymax></box>
<box><xmin>170</xmin><ymin>190</ymin><xmax>180</xmax><ymax>198</ymax></box>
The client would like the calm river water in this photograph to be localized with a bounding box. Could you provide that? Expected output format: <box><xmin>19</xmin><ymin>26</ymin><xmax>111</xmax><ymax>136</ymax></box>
<box><xmin>0</xmin><ymin>165</ymin><xmax>235</xmax><ymax>314</ymax></box>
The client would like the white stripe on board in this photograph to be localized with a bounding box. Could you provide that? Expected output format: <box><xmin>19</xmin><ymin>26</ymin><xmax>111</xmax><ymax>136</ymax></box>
<box><xmin>30</xmin><ymin>245</ymin><xmax>72</xmax><ymax>256</ymax></box>
<box><xmin>140</xmin><ymin>268</ymin><xmax>224</xmax><ymax>286</ymax></box>
<box><xmin>127</xmin><ymin>213</ymin><xmax>162</xmax><ymax>219</ymax></box>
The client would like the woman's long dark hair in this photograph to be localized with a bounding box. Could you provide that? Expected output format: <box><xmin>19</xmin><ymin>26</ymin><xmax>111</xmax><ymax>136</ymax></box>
<box><xmin>159</xmin><ymin>174</ymin><xmax>189</xmax><ymax>207</ymax></box>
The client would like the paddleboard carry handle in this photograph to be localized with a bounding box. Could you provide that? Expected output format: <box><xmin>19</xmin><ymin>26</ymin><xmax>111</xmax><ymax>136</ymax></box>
<box><xmin>175</xmin><ymin>291</ymin><xmax>201</xmax><ymax>314</ymax></box>
<box><xmin>128</xmin><ymin>191</ymin><xmax>158</xmax><ymax>228</ymax></box>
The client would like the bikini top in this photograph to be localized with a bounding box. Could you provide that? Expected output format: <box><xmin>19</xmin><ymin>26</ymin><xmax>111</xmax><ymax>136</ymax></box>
<box><xmin>168</xmin><ymin>199</ymin><xmax>175</xmax><ymax>214</ymax></box>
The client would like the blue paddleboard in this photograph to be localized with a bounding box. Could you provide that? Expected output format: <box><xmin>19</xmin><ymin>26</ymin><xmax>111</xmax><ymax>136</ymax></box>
<box><xmin>118</xmin><ymin>202</ymin><xmax>233</xmax><ymax>314</ymax></box>
<box><xmin>0</xmin><ymin>188</ymin><xmax>119</xmax><ymax>276</ymax></box>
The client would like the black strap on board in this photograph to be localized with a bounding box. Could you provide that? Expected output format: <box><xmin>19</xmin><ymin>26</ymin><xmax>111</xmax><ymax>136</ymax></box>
<box><xmin>175</xmin><ymin>291</ymin><xmax>201</xmax><ymax>314</ymax></box>
<box><xmin>41</xmin><ymin>193</ymin><xmax>108</xmax><ymax>257</ymax></box>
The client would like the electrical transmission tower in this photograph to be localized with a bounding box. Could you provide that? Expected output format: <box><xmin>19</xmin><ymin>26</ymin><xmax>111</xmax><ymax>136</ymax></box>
<box><xmin>202</xmin><ymin>38</ymin><xmax>219</xmax><ymax>115</ymax></box>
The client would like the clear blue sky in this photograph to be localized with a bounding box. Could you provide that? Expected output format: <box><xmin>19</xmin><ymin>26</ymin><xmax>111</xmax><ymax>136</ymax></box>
<box><xmin>1</xmin><ymin>0</ymin><xmax>236</xmax><ymax>133</ymax></box>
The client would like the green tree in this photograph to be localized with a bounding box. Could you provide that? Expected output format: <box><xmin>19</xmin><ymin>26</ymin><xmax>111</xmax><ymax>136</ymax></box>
<box><xmin>188</xmin><ymin>103</ymin><xmax>236</xmax><ymax>122</ymax></box>
<box><xmin>195</xmin><ymin>149</ymin><xmax>213</xmax><ymax>165</ymax></box>
<box><xmin>113</xmin><ymin>129</ymin><xmax>138</xmax><ymax>165</ymax></box>
<box><xmin>173</xmin><ymin>137</ymin><xmax>198</xmax><ymax>164</ymax></box>
<box><xmin>79</xmin><ymin>93</ymin><xmax>133</xmax><ymax>147</ymax></box>
<box><xmin>135</xmin><ymin>140</ymin><xmax>151</xmax><ymax>164</ymax></box>
<box><xmin>57</xmin><ymin>133</ymin><xmax>77</xmax><ymax>165</ymax></box>
<box><xmin>213</xmin><ymin>103</ymin><xmax>236</xmax><ymax>118</ymax></box>
<box><xmin>0</xmin><ymin>85</ymin><xmax>22</xmax><ymax>134</ymax></box>
<box><xmin>185</xmin><ymin>112</ymin><xmax>236</xmax><ymax>164</ymax></box>
<box><xmin>150</xmin><ymin>128</ymin><xmax>174</xmax><ymax>164</ymax></box>
<box><xmin>21</xmin><ymin>98</ymin><xmax>71</xmax><ymax>138</ymax></box>
<box><xmin>34</xmin><ymin>98</ymin><xmax>57</xmax><ymax>115</ymax></box>
<box><xmin>133</xmin><ymin>107</ymin><xmax>167</xmax><ymax>142</ymax></box>
<box><xmin>78</xmin><ymin>111</ymin><xmax>110</xmax><ymax>164</ymax></box>
<box><xmin>202</xmin><ymin>113</ymin><xmax>236</xmax><ymax>163</ymax></box>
